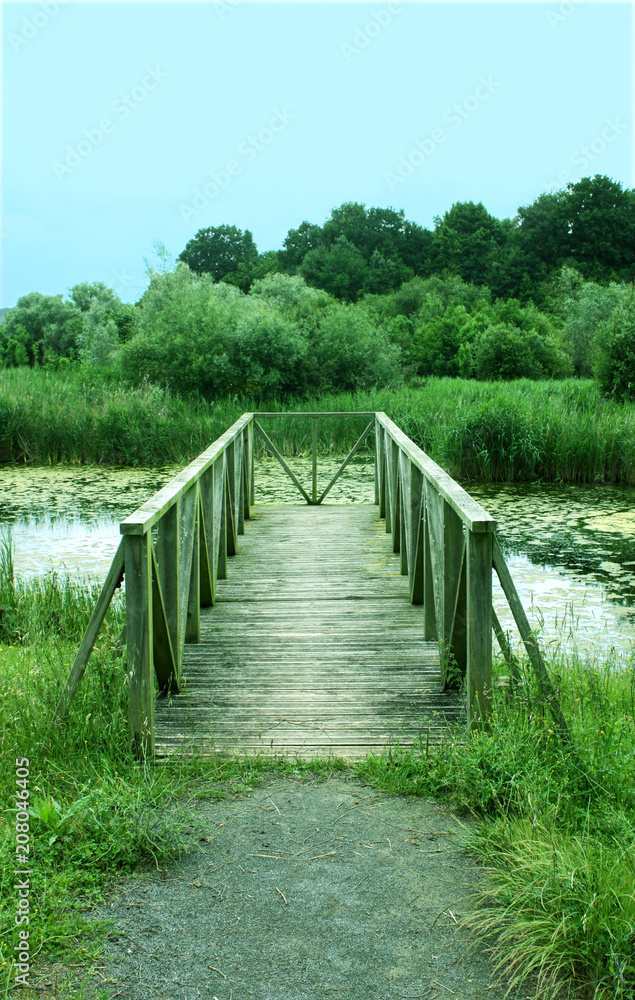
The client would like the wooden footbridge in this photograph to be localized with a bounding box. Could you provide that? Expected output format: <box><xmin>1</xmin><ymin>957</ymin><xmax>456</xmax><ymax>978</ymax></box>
<box><xmin>54</xmin><ymin>412</ymin><xmax>566</xmax><ymax>759</ymax></box>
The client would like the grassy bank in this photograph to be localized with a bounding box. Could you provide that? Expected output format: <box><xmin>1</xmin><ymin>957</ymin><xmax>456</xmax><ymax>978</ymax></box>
<box><xmin>1</xmin><ymin>540</ymin><xmax>633</xmax><ymax>998</ymax></box>
<box><xmin>1</xmin><ymin>368</ymin><xmax>635</xmax><ymax>483</ymax></box>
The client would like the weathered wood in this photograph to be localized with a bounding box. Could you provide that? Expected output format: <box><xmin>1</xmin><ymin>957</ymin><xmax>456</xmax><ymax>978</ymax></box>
<box><xmin>214</xmin><ymin>455</ymin><xmax>227</xmax><ymax>581</ymax></box>
<box><xmin>178</xmin><ymin>487</ymin><xmax>197</xmax><ymax>650</ymax></box>
<box><xmin>376</xmin><ymin>413</ymin><xmax>496</xmax><ymax>533</ymax></box>
<box><xmin>312</xmin><ymin>418</ymin><xmax>318</xmax><ymax>504</ymax></box>
<box><xmin>374</xmin><ymin>416</ymin><xmax>383</xmax><ymax>507</ymax></box>
<box><xmin>225</xmin><ymin>464</ymin><xmax>237</xmax><ymax>557</ymax></box>
<box><xmin>121</xmin><ymin>413</ymin><xmax>253</xmax><ymax>536</ymax></box>
<box><xmin>199</xmin><ymin>468</ymin><xmax>215</xmax><ymax>607</ymax></box>
<box><xmin>442</xmin><ymin>503</ymin><xmax>466</xmax><ymax>687</ymax></box>
<box><xmin>399</xmin><ymin>452</ymin><xmax>409</xmax><ymax>576</ymax></box>
<box><xmin>316</xmin><ymin>419</ymin><xmax>374</xmax><ymax>504</ymax></box>
<box><xmin>185</xmin><ymin>487</ymin><xmax>200</xmax><ymax>644</ymax></box>
<box><xmin>255</xmin><ymin>411</ymin><xmax>375</xmax><ymax>419</ymax></box>
<box><xmin>151</xmin><ymin>545</ymin><xmax>178</xmax><ymax>692</ymax></box>
<box><xmin>125</xmin><ymin>533</ymin><xmax>154</xmax><ymax>759</ymax></box>
<box><xmin>466</xmin><ymin>530</ymin><xmax>492</xmax><ymax>726</ymax></box>
<box><xmin>492</xmin><ymin>534</ymin><xmax>570</xmax><ymax>739</ymax></box>
<box><xmin>423</xmin><ymin>503</ymin><xmax>437</xmax><ymax>641</ymax></box>
<box><xmin>154</xmin><ymin>506</ymin><xmax>464</xmax><ymax>758</ymax></box>
<box><xmin>156</xmin><ymin>504</ymin><xmax>181</xmax><ymax>677</ymax></box>
<box><xmin>51</xmin><ymin>540</ymin><xmax>125</xmax><ymax>725</ymax></box>
<box><xmin>254</xmin><ymin>419</ymin><xmax>312</xmax><ymax>504</ymax></box>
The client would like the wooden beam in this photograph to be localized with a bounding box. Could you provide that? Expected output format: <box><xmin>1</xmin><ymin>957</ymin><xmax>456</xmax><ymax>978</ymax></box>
<box><xmin>466</xmin><ymin>530</ymin><xmax>492</xmax><ymax>727</ymax></box>
<box><xmin>51</xmin><ymin>540</ymin><xmax>125</xmax><ymax>725</ymax></box>
<box><xmin>492</xmin><ymin>534</ymin><xmax>570</xmax><ymax>740</ymax></box>
<box><xmin>156</xmin><ymin>504</ymin><xmax>181</xmax><ymax>680</ymax></box>
<box><xmin>126</xmin><ymin>533</ymin><xmax>154</xmax><ymax>759</ymax></box>
<box><xmin>151</xmin><ymin>545</ymin><xmax>179</xmax><ymax>692</ymax></box>
<box><xmin>316</xmin><ymin>419</ymin><xmax>374</xmax><ymax>504</ymax></box>
<box><xmin>254</xmin><ymin>420</ymin><xmax>312</xmax><ymax>504</ymax></box>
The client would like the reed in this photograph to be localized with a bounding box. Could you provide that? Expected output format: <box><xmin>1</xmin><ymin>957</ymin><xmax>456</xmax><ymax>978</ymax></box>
<box><xmin>2</xmin><ymin>370</ymin><xmax>634</xmax><ymax>484</ymax></box>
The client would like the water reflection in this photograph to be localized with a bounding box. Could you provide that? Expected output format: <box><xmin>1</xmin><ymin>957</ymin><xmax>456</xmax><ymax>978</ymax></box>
<box><xmin>467</xmin><ymin>482</ymin><xmax>635</xmax><ymax>660</ymax></box>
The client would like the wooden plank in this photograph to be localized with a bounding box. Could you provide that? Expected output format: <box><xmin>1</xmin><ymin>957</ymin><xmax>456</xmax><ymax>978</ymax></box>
<box><xmin>466</xmin><ymin>530</ymin><xmax>492</xmax><ymax>727</ymax></box>
<box><xmin>155</xmin><ymin>505</ymin><xmax>465</xmax><ymax>758</ymax></box>
<box><xmin>178</xmin><ymin>486</ymin><xmax>197</xmax><ymax>651</ymax></box>
<box><xmin>199</xmin><ymin>467</ymin><xmax>215</xmax><ymax>606</ymax></box>
<box><xmin>125</xmin><ymin>533</ymin><xmax>154</xmax><ymax>758</ymax></box>
<box><xmin>254</xmin><ymin>411</ymin><xmax>375</xmax><ymax>419</ymax></box>
<box><xmin>156</xmin><ymin>504</ymin><xmax>181</xmax><ymax>678</ymax></box>
<box><xmin>492</xmin><ymin>534</ymin><xmax>570</xmax><ymax>740</ymax></box>
<box><xmin>185</xmin><ymin>485</ymin><xmax>200</xmax><ymax>644</ymax></box>
<box><xmin>214</xmin><ymin>455</ymin><xmax>227</xmax><ymax>581</ymax></box>
<box><xmin>151</xmin><ymin>545</ymin><xmax>179</xmax><ymax>692</ymax></box>
<box><xmin>51</xmin><ymin>539</ymin><xmax>125</xmax><ymax>725</ymax></box>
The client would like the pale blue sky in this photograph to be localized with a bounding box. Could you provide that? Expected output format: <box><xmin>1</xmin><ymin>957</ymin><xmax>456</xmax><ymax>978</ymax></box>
<box><xmin>1</xmin><ymin>0</ymin><xmax>633</xmax><ymax>306</ymax></box>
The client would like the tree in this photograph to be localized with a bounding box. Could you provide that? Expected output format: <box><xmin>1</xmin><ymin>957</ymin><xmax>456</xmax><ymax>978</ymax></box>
<box><xmin>0</xmin><ymin>293</ymin><xmax>81</xmax><ymax>366</ymax></box>
<box><xmin>594</xmin><ymin>289</ymin><xmax>635</xmax><ymax>399</ymax></box>
<box><xmin>300</xmin><ymin>236</ymin><xmax>369</xmax><ymax>302</ymax></box>
<box><xmin>430</xmin><ymin>201</ymin><xmax>507</xmax><ymax>286</ymax></box>
<box><xmin>178</xmin><ymin>225</ymin><xmax>258</xmax><ymax>282</ymax></box>
<box><xmin>565</xmin><ymin>175</ymin><xmax>635</xmax><ymax>283</ymax></box>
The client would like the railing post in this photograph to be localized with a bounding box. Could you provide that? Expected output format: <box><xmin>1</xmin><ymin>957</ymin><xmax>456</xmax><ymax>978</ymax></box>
<box><xmin>312</xmin><ymin>418</ymin><xmax>318</xmax><ymax>504</ymax></box>
<box><xmin>156</xmin><ymin>503</ymin><xmax>181</xmax><ymax>681</ymax></box>
<box><xmin>185</xmin><ymin>490</ymin><xmax>200</xmax><ymax>643</ymax></box>
<box><xmin>125</xmin><ymin>532</ymin><xmax>154</xmax><ymax>759</ymax></box>
<box><xmin>466</xmin><ymin>529</ymin><xmax>493</xmax><ymax>726</ymax></box>
<box><xmin>374</xmin><ymin>414</ymin><xmax>380</xmax><ymax>506</ymax></box>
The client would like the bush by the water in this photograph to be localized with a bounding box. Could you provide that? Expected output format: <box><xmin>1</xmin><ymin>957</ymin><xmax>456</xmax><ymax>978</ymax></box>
<box><xmin>594</xmin><ymin>288</ymin><xmax>635</xmax><ymax>400</ymax></box>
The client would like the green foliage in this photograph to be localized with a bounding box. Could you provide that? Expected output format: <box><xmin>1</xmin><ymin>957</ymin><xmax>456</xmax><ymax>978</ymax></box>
<box><xmin>0</xmin><ymin>292</ymin><xmax>82</xmax><ymax>367</ymax></box>
<box><xmin>357</xmin><ymin>650</ymin><xmax>635</xmax><ymax>998</ymax></box>
<box><xmin>473</xmin><ymin>322</ymin><xmax>573</xmax><ymax>380</ymax></box>
<box><xmin>431</xmin><ymin>200</ymin><xmax>508</xmax><ymax>286</ymax></box>
<box><xmin>177</xmin><ymin>224</ymin><xmax>258</xmax><ymax>282</ymax></box>
<box><xmin>310</xmin><ymin>301</ymin><xmax>403</xmax><ymax>392</ymax></box>
<box><xmin>594</xmin><ymin>289</ymin><xmax>635</xmax><ymax>400</ymax></box>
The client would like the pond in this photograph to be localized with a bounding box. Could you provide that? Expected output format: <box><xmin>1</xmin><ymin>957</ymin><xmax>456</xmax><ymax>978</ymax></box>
<box><xmin>1</xmin><ymin>458</ymin><xmax>633</xmax><ymax>661</ymax></box>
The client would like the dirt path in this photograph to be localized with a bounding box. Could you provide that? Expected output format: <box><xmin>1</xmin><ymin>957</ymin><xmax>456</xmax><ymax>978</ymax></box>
<box><xmin>86</xmin><ymin>775</ymin><xmax>510</xmax><ymax>1000</ymax></box>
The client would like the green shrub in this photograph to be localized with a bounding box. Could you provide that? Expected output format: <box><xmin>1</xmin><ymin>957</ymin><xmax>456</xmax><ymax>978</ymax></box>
<box><xmin>474</xmin><ymin>322</ymin><xmax>573</xmax><ymax>380</ymax></box>
<box><xmin>594</xmin><ymin>289</ymin><xmax>635</xmax><ymax>400</ymax></box>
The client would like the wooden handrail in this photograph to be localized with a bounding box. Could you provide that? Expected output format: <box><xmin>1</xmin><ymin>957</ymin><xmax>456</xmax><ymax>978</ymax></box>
<box><xmin>52</xmin><ymin>408</ymin><xmax>567</xmax><ymax>756</ymax></box>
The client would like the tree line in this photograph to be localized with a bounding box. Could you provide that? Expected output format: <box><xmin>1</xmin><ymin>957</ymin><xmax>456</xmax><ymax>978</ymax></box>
<box><xmin>1</xmin><ymin>175</ymin><xmax>634</xmax><ymax>400</ymax></box>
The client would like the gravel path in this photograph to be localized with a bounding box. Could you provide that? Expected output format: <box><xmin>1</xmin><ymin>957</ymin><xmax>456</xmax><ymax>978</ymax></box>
<box><xmin>85</xmin><ymin>776</ymin><xmax>509</xmax><ymax>1000</ymax></box>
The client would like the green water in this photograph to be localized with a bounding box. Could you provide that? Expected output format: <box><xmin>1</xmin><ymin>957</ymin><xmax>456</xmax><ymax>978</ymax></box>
<box><xmin>1</xmin><ymin>459</ymin><xmax>633</xmax><ymax>659</ymax></box>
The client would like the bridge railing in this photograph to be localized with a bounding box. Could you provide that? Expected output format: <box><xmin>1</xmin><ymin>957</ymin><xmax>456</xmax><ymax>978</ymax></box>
<box><xmin>375</xmin><ymin>413</ymin><xmax>496</xmax><ymax>725</ymax></box>
<box><xmin>120</xmin><ymin>413</ymin><xmax>254</xmax><ymax>756</ymax></box>
<box><xmin>53</xmin><ymin>408</ymin><xmax>569</xmax><ymax>757</ymax></box>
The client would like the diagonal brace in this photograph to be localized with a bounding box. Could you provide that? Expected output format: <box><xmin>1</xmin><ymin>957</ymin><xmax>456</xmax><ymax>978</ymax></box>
<box><xmin>254</xmin><ymin>420</ymin><xmax>312</xmax><ymax>504</ymax></box>
<box><xmin>317</xmin><ymin>420</ymin><xmax>374</xmax><ymax>504</ymax></box>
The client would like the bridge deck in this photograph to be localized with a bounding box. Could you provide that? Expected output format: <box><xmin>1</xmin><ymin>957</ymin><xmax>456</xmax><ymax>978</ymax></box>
<box><xmin>154</xmin><ymin>504</ymin><xmax>465</xmax><ymax>758</ymax></box>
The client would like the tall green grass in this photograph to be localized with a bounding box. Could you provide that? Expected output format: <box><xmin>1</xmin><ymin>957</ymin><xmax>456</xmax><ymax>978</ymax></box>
<box><xmin>2</xmin><ymin>369</ymin><xmax>635</xmax><ymax>483</ymax></box>
<box><xmin>358</xmin><ymin>650</ymin><xmax>635</xmax><ymax>998</ymax></box>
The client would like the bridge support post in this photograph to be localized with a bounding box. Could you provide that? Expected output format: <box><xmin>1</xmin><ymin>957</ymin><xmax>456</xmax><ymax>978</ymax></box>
<box><xmin>466</xmin><ymin>530</ymin><xmax>493</xmax><ymax>727</ymax></box>
<box><xmin>125</xmin><ymin>533</ymin><xmax>155</xmax><ymax>760</ymax></box>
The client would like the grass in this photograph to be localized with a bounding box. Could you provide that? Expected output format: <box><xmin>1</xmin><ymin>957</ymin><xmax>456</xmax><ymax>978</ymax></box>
<box><xmin>357</xmin><ymin>649</ymin><xmax>635</xmax><ymax>999</ymax></box>
<box><xmin>0</xmin><ymin>532</ymin><xmax>634</xmax><ymax>998</ymax></box>
<box><xmin>2</xmin><ymin>369</ymin><xmax>635</xmax><ymax>483</ymax></box>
